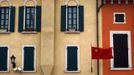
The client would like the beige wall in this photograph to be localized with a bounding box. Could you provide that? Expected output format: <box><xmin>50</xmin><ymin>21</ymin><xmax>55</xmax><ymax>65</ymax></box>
<box><xmin>41</xmin><ymin>0</ymin><xmax>55</xmax><ymax>75</ymax></box>
<box><xmin>0</xmin><ymin>0</ymin><xmax>43</xmax><ymax>75</ymax></box>
<box><xmin>52</xmin><ymin>0</ymin><xmax>99</xmax><ymax>75</ymax></box>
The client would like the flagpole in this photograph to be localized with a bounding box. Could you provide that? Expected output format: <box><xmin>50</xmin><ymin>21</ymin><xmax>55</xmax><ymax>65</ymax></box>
<box><xmin>91</xmin><ymin>45</ymin><xmax>93</xmax><ymax>72</ymax></box>
<box><xmin>91</xmin><ymin>58</ymin><xmax>93</xmax><ymax>72</ymax></box>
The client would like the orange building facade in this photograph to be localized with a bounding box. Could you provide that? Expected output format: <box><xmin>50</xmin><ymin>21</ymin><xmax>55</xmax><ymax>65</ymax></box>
<box><xmin>102</xmin><ymin>0</ymin><xmax>134</xmax><ymax>75</ymax></box>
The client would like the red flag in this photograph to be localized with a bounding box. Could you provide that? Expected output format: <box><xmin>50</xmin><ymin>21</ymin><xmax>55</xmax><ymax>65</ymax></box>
<box><xmin>92</xmin><ymin>47</ymin><xmax>113</xmax><ymax>59</ymax></box>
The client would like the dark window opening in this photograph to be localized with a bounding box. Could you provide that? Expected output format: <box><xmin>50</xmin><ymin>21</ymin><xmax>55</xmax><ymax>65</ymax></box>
<box><xmin>67</xmin><ymin>46</ymin><xmax>78</xmax><ymax>71</ymax></box>
<box><xmin>113</xmin><ymin>34</ymin><xmax>129</xmax><ymax>68</ymax></box>
<box><xmin>61</xmin><ymin>5</ymin><xmax>84</xmax><ymax>32</ymax></box>
<box><xmin>23</xmin><ymin>47</ymin><xmax>35</xmax><ymax>71</ymax></box>
<box><xmin>19</xmin><ymin>6</ymin><xmax>41</xmax><ymax>32</ymax></box>
<box><xmin>0</xmin><ymin>7</ymin><xmax>15</xmax><ymax>32</ymax></box>
<box><xmin>115</xmin><ymin>13</ymin><xmax>125</xmax><ymax>23</ymax></box>
<box><xmin>0</xmin><ymin>47</ymin><xmax>8</xmax><ymax>71</ymax></box>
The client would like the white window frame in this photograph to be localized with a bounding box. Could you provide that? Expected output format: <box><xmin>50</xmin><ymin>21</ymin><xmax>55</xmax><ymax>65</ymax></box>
<box><xmin>22</xmin><ymin>45</ymin><xmax>36</xmax><ymax>72</ymax></box>
<box><xmin>110</xmin><ymin>31</ymin><xmax>132</xmax><ymax>70</ymax></box>
<box><xmin>22</xmin><ymin>0</ymin><xmax>37</xmax><ymax>33</ymax></box>
<box><xmin>0</xmin><ymin>0</ymin><xmax>12</xmax><ymax>33</ymax></box>
<box><xmin>65</xmin><ymin>44</ymin><xmax>80</xmax><ymax>72</ymax></box>
<box><xmin>65</xmin><ymin>0</ymin><xmax>80</xmax><ymax>33</ymax></box>
<box><xmin>113</xmin><ymin>12</ymin><xmax>126</xmax><ymax>24</ymax></box>
<box><xmin>65</xmin><ymin>6</ymin><xmax>80</xmax><ymax>33</ymax></box>
<box><xmin>0</xmin><ymin>45</ymin><xmax>9</xmax><ymax>72</ymax></box>
<box><xmin>0</xmin><ymin>7</ymin><xmax>11</xmax><ymax>33</ymax></box>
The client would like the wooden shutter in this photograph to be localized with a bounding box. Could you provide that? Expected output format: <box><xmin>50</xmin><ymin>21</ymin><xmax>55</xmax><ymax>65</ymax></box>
<box><xmin>67</xmin><ymin>46</ymin><xmax>78</xmax><ymax>71</ymax></box>
<box><xmin>36</xmin><ymin>6</ymin><xmax>41</xmax><ymax>32</ymax></box>
<box><xmin>23</xmin><ymin>47</ymin><xmax>34</xmax><ymax>71</ymax></box>
<box><xmin>18</xmin><ymin>6</ymin><xmax>24</xmax><ymax>32</ymax></box>
<box><xmin>0</xmin><ymin>7</ymin><xmax>1</xmax><ymax>26</ymax></box>
<box><xmin>10</xmin><ymin>7</ymin><xmax>15</xmax><ymax>32</ymax></box>
<box><xmin>79</xmin><ymin>6</ymin><xmax>84</xmax><ymax>32</ymax></box>
<box><xmin>0</xmin><ymin>8</ymin><xmax>1</xmax><ymax>29</ymax></box>
<box><xmin>113</xmin><ymin>34</ymin><xmax>129</xmax><ymax>68</ymax></box>
<box><xmin>0</xmin><ymin>47</ymin><xmax>8</xmax><ymax>71</ymax></box>
<box><xmin>61</xmin><ymin>5</ymin><xmax>66</xmax><ymax>32</ymax></box>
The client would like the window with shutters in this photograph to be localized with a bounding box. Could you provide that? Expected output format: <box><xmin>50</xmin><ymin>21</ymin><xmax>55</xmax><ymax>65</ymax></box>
<box><xmin>0</xmin><ymin>46</ymin><xmax>9</xmax><ymax>72</ymax></box>
<box><xmin>22</xmin><ymin>45</ymin><xmax>36</xmax><ymax>72</ymax></box>
<box><xmin>0</xmin><ymin>7</ymin><xmax>15</xmax><ymax>33</ymax></box>
<box><xmin>110</xmin><ymin>31</ymin><xmax>132</xmax><ymax>70</ymax></box>
<box><xmin>25</xmin><ymin>7</ymin><xmax>35</xmax><ymax>31</ymax></box>
<box><xmin>114</xmin><ymin>12</ymin><xmax>126</xmax><ymax>24</ymax></box>
<box><xmin>18</xmin><ymin>0</ymin><xmax>41</xmax><ymax>33</ymax></box>
<box><xmin>61</xmin><ymin>5</ymin><xmax>84</xmax><ymax>33</ymax></box>
<box><xmin>65</xmin><ymin>45</ymin><xmax>80</xmax><ymax>72</ymax></box>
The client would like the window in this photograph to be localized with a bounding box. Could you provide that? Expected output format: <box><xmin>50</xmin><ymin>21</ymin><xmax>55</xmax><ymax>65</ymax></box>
<box><xmin>110</xmin><ymin>31</ymin><xmax>132</xmax><ymax>70</ymax></box>
<box><xmin>0</xmin><ymin>46</ymin><xmax>9</xmax><ymax>72</ymax></box>
<box><xmin>0</xmin><ymin>7</ymin><xmax>15</xmax><ymax>33</ymax></box>
<box><xmin>19</xmin><ymin>6</ymin><xmax>41</xmax><ymax>32</ymax></box>
<box><xmin>114</xmin><ymin>12</ymin><xmax>126</xmax><ymax>24</ymax></box>
<box><xmin>25</xmin><ymin>7</ymin><xmax>35</xmax><ymax>31</ymax></box>
<box><xmin>65</xmin><ymin>45</ymin><xmax>80</xmax><ymax>72</ymax></box>
<box><xmin>61</xmin><ymin>5</ymin><xmax>84</xmax><ymax>33</ymax></box>
<box><xmin>22</xmin><ymin>45</ymin><xmax>36</xmax><ymax>72</ymax></box>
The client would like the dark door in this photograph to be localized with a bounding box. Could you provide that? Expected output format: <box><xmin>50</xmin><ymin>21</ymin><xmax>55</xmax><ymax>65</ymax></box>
<box><xmin>113</xmin><ymin>34</ymin><xmax>129</xmax><ymax>68</ymax></box>
<box><xmin>0</xmin><ymin>47</ymin><xmax>8</xmax><ymax>71</ymax></box>
<box><xmin>67</xmin><ymin>46</ymin><xmax>78</xmax><ymax>71</ymax></box>
<box><xmin>23</xmin><ymin>47</ymin><xmax>34</xmax><ymax>71</ymax></box>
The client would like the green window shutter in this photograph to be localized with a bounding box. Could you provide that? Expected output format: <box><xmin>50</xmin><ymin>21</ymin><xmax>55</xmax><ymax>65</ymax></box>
<box><xmin>79</xmin><ymin>6</ymin><xmax>84</xmax><ymax>32</ymax></box>
<box><xmin>67</xmin><ymin>46</ymin><xmax>78</xmax><ymax>71</ymax></box>
<box><xmin>36</xmin><ymin>6</ymin><xmax>41</xmax><ymax>32</ymax></box>
<box><xmin>18</xmin><ymin>6</ymin><xmax>24</xmax><ymax>32</ymax></box>
<box><xmin>0</xmin><ymin>47</ymin><xmax>8</xmax><ymax>71</ymax></box>
<box><xmin>61</xmin><ymin>5</ymin><xmax>66</xmax><ymax>32</ymax></box>
<box><xmin>0</xmin><ymin>8</ymin><xmax>1</xmax><ymax>27</ymax></box>
<box><xmin>24</xmin><ymin>47</ymin><xmax>34</xmax><ymax>71</ymax></box>
<box><xmin>10</xmin><ymin>7</ymin><xmax>15</xmax><ymax>32</ymax></box>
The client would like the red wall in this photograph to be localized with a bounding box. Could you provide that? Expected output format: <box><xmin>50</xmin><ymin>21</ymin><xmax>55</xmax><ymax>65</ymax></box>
<box><xmin>102</xmin><ymin>3</ymin><xmax>134</xmax><ymax>75</ymax></box>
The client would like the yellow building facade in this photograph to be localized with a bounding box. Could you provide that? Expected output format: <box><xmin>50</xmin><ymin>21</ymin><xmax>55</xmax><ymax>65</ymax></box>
<box><xmin>0</xmin><ymin>0</ymin><xmax>102</xmax><ymax>75</ymax></box>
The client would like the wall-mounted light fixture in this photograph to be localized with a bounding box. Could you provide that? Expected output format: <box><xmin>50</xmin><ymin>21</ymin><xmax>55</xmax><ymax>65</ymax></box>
<box><xmin>10</xmin><ymin>54</ymin><xmax>17</xmax><ymax>71</ymax></box>
<box><xmin>10</xmin><ymin>54</ymin><xmax>22</xmax><ymax>72</ymax></box>
<box><xmin>10</xmin><ymin>55</ymin><xmax>16</xmax><ymax>63</ymax></box>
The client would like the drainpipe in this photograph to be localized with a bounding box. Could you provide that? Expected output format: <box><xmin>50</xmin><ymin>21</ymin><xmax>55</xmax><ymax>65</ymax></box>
<box><xmin>96</xmin><ymin>0</ymin><xmax>104</xmax><ymax>75</ymax></box>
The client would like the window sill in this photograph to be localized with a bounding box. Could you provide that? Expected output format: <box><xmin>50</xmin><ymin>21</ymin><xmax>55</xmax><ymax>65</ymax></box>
<box><xmin>65</xmin><ymin>31</ymin><xmax>80</xmax><ymax>34</ymax></box>
<box><xmin>65</xmin><ymin>70</ymin><xmax>80</xmax><ymax>73</ymax></box>
<box><xmin>111</xmin><ymin>67</ymin><xmax>132</xmax><ymax>70</ymax></box>
<box><xmin>0</xmin><ymin>29</ymin><xmax>11</xmax><ymax>33</ymax></box>
<box><xmin>0</xmin><ymin>70</ymin><xmax>9</xmax><ymax>72</ymax></box>
<box><xmin>21</xmin><ymin>31</ymin><xmax>38</xmax><ymax>34</ymax></box>
<box><xmin>22</xmin><ymin>70</ymin><xmax>36</xmax><ymax>73</ymax></box>
<box><xmin>0</xmin><ymin>31</ymin><xmax>11</xmax><ymax>34</ymax></box>
<box><xmin>113</xmin><ymin>22</ymin><xmax>126</xmax><ymax>24</ymax></box>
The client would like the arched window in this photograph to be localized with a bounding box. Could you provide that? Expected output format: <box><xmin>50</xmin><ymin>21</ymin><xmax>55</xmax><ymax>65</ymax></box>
<box><xmin>0</xmin><ymin>0</ymin><xmax>15</xmax><ymax>33</ymax></box>
<box><xmin>19</xmin><ymin>0</ymin><xmax>41</xmax><ymax>33</ymax></box>
<box><xmin>61</xmin><ymin>0</ymin><xmax>84</xmax><ymax>33</ymax></box>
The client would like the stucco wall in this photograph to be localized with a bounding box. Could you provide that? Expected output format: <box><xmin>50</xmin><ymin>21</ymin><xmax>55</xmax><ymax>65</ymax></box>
<box><xmin>0</xmin><ymin>0</ymin><xmax>43</xmax><ymax>75</ymax></box>
<box><xmin>52</xmin><ymin>0</ymin><xmax>101</xmax><ymax>75</ymax></box>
